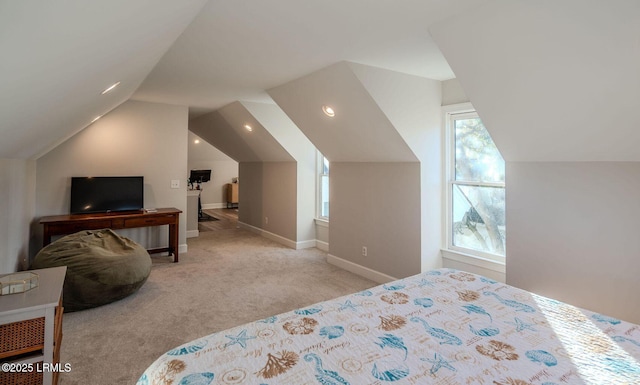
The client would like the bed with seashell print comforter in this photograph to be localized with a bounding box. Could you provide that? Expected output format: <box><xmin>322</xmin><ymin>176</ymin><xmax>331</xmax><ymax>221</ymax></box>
<box><xmin>137</xmin><ymin>268</ymin><xmax>640</xmax><ymax>385</ymax></box>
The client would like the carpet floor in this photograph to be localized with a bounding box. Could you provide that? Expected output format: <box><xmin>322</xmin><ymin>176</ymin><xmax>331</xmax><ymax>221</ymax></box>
<box><xmin>58</xmin><ymin>227</ymin><xmax>376</xmax><ymax>384</ymax></box>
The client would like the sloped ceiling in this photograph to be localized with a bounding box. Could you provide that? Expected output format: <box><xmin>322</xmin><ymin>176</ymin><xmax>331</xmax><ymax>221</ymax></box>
<box><xmin>348</xmin><ymin>63</ymin><xmax>442</xmax><ymax>164</ymax></box>
<box><xmin>217</xmin><ymin>102</ymin><xmax>294</xmax><ymax>162</ymax></box>
<box><xmin>188</xmin><ymin>131</ymin><xmax>234</xmax><ymax>163</ymax></box>
<box><xmin>190</xmin><ymin>101</ymin><xmax>315</xmax><ymax>166</ymax></box>
<box><xmin>268</xmin><ymin>62</ymin><xmax>418</xmax><ymax>162</ymax></box>
<box><xmin>132</xmin><ymin>0</ymin><xmax>488</xmax><ymax>116</ymax></box>
<box><xmin>430</xmin><ymin>0</ymin><xmax>640</xmax><ymax>162</ymax></box>
<box><xmin>1</xmin><ymin>0</ymin><xmax>492</xmax><ymax>160</ymax></box>
<box><xmin>189</xmin><ymin>109</ymin><xmax>259</xmax><ymax>162</ymax></box>
<box><xmin>0</xmin><ymin>0</ymin><xmax>208</xmax><ymax>159</ymax></box>
<box><xmin>241</xmin><ymin>102</ymin><xmax>316</xmax><ymax>163</ymax></box>
<box><xmin>189</xmin><ymin>102</ymin><xmax>294</xmax><ymax>163</ymax></box>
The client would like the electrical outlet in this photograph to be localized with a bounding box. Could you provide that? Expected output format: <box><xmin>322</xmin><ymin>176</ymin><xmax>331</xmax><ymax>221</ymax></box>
<box><xmin>170</xmin><ymin>180</ymin><xmax>180</xmax><ymax>189</ymax></box>
<box><xmin>265</xmin><ymin>216</ymin><xmax>269</xmax><ymax>224</ymax></box>
<box><xmin>362</xmin><ymin>246</ymin><xmax>368</xmax><ymax>257</ymax></box>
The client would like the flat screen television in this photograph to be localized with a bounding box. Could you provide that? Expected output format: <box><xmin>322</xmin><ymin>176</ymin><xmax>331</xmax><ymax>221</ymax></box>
<box><xmin>70</xmin><ymin>176</ymin><xmax>144</xmax><ymax>214</ymax></box>
<box><xmin>189</xmin><ymin>169</ymin><xmax>211</xmax><ymax>183</ymax></box>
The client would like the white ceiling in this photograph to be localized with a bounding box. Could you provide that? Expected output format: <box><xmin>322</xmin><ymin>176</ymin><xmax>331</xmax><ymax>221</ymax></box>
<box><xmin>430</xmin><ymin>0</ymin><xmax>640</xmax><ymax>161</ymax></box>
<box><xmin>269</xmin><ymin>62</ymin><xmax>419</xmax><ymax>162</ymax></box>
<box><xmin>0</xmin><ymin>0</ymin><xmax>208</xmax><ymax>159</ymax></box>
<box><xmin>8</xmin><ymin>0</ymin><xmax>636</xmax><ymax>163</ymax></box>
<box><xmin>127</xmin><ymin>0</ymin><xmax>487</xmax><ymax>115</ymax></box>
<box><xmin>1</xmin><ymin>0</ymin><xmax>487</xmax><ymax>160</ymax></box>
<box><xmin>188</xmin><ymin>131</ymin><xmax>233</xmax><ymax>162</ymax></box>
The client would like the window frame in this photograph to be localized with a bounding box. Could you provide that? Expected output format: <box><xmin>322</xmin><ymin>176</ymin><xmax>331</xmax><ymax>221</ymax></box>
<box><xmin>443</xmin><ymin>103</ymin><xmax>505</xmax><ymax>263</ymax></box>
<box><xmin>316</xmin><ymin>151</ymin><xmax>329</xmax><ymax>221</ymax></box>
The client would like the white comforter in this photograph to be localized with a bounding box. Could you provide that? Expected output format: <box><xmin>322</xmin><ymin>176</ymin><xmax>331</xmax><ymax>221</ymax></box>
<box><xmin>138</xmin><ymin>269</ymin><xmax>640</xmax><ymax>384</ymax></box>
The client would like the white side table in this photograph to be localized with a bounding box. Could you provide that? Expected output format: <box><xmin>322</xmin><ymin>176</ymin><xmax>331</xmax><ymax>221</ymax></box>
<box><xmin>0</xmin><ymin>266</ymin><xmax>66</xmax><ymax>385</ymax></box>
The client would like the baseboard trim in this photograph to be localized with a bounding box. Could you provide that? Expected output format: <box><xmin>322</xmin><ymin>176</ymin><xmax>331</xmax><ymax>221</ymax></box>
<box><xmin>296</xmin><ymin>240</ymin><xmax>316</xmax><ymax>250</ymax></box>
<box><xmin>237</xmin><ymin>221</ymin><xmax>317</xmax><ymax>250</ymax></box>
<box><xmin>179</xmin><ymin>244</ymin><xmax>188</xmax><ymax>254</ymax></box>
<box><xmin>327</xmin><ymin>254</ymin><xmax>396</xmax><ymax>284</ymax></box>
<box><xmin>316</xmin><ymin>240</ymin><xmax>329</xmax><ymax>252</ymax></box>
<box><xmin>186</xmin><ymin>230</ymin><xmax>199</xmax><ymax>238</ymax></box>
<box><xmin>238</xmin><ymin>221</ymin><xmax>296</xmax><ymax>249</ymax></box>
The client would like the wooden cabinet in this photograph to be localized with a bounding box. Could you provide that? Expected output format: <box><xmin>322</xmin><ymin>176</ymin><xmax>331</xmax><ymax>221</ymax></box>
<box><xmin>226</xmin><ymin>183</ymin><xmax>238</xmax><ymax>208</ymax></box>
<box><xmin>0</xmin><ymin>266</ymin><xmax>66</xmax><ymax>385</ymax></box>
<box><xmin>40</xmin><ymin>208</ymin><xmax>182</xmax><ymax>262</ymax></box>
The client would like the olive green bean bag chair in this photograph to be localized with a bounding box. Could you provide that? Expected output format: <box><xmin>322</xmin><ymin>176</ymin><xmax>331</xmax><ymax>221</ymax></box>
<box><xmin>32</xmin><ymin>229</ymin><xmax>151</xmax><ymax>311</ymax></box>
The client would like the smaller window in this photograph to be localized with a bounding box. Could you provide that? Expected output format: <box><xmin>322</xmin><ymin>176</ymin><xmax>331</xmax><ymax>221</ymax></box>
<box><xmin>318</xmin><ymin>152</ymin><xmax>329</xmax><ymax>219</ymax></box>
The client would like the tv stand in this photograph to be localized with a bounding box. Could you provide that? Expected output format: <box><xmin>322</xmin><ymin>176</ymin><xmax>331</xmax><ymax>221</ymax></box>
<box><xmin>40</xmin><ymin>208</ymin><xmax>182</xmax><ymax>262</ymax></box>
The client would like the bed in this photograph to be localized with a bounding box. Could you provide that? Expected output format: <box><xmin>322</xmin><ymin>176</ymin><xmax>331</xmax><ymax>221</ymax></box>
<box><xmin>137</xmin><ymin>269</ymin><xmax>640</xmax><ymax>384</ymax></box>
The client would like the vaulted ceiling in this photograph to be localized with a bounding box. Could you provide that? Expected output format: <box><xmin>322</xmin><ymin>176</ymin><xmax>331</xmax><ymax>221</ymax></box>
<box><xmin>0</xmin><ymin>0</ymin><xmax>209</xmax><ymax>159</ymax></box>
<box><xmin>131</xmin><ymin>0</ymin><xmax>482</xmax><ymax>115</ymax></box>
<box><xmin>1</xmin><ymin>1</ymin><xmax>638</xmax><ymax>163</ymax></box>
<box><xmin>430</xmin><ymin>0</ymin><xmax>640</xmax><ymax>162</ymax></box>
<box><xmin>1</xmin><ymin>0</ymin><xmax>487</xmax><ymax>160</ymax></box>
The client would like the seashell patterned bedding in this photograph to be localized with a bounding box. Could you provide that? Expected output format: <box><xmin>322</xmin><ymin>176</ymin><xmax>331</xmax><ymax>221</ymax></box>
<box><xmin>137</xmin><ymin>269</ymin><xmax>640</xmax><ymax>384</ymax></box>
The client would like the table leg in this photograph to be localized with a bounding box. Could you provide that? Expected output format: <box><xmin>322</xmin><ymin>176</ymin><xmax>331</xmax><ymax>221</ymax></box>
<box><xmin>169</xmin><ymin>216</ymin><xmax>179</xmax><ymax>262</ymax></box>
<box><xmin>43</xmin><ymin>226</ymin><xmax>52</xmax><ymax>247</ymax></box>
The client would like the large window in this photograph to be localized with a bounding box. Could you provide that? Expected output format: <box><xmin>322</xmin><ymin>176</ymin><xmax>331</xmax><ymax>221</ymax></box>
<box><xmin>446</xmin><ymin>108</ymin><xmax>505</xmax><ymax>259</ymax></box>
<box><xmin>318</xmin><ymin>153</ymin><xmax>329</xmax><ymax>219</ymax></box>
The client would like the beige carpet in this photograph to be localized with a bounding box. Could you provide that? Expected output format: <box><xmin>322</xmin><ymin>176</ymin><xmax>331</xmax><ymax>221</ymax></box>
<box><xmin>58</xmin><ymin>227</ymin><xmax>375</xmax><ymax>384</ymax></box>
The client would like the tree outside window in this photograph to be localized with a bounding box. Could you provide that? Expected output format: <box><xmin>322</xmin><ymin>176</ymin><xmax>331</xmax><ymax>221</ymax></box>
<box><xmin>449</xmin><ymin>112</ymin><xmax>505</xmax><ymax>257</ymax></box>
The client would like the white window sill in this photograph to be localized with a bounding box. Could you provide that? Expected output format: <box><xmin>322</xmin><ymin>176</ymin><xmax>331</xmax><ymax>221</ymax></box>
<box><xmin>441</xmin><ymin>249</ymin><xmax>505</xmax><ymax>274</ymax></box>
<box><xmin>314</xmin><ymin>218</ymin><xmax>329</xmax><ymax>228</ymax></box>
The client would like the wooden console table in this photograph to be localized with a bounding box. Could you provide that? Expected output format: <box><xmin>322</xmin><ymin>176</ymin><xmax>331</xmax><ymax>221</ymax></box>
<box><xmin>40</xmin><ymin>208</ymin><xmax>182</xmax><ymax>262</ymax></box>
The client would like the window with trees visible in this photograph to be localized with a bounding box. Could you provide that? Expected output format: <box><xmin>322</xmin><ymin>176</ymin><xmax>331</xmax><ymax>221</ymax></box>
<box><xmin>446</xmin><ymin>108</ymin><xmax>505</xmax><ymax>259</ymax></box>
<box><xmin>318</xmin><ymin>153</ymin><xmax>329</xmax><ymax>219</ymax></box>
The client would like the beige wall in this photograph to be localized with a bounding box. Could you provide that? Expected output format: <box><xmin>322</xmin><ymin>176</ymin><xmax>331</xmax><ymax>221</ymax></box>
<box><xmin>262</xmin><ymin>162</ymin><xmax>297</xmax><ymax>242</ymax></box>
<box><xmin>34</xmin><ymin>100</ymin><xmax>189</xmax><ymax>253</ymax></box>
<box><xmin>507</xmin><ymin>162</ymin><xmax>640</xmax><ymax>324</ymax></box>
<box><xmin>238</xmin><ymin>162</ymin><xmax>263</xmax><ymax>227</ymax></box>
<box><xmin>238</xmin><ymin>162</ymin><xmax>298</xmax><ymax>243</ymax></box>
<box><xmin>188</xmin><ymin>131</ymin><xmax>238</xmax><ymax>207</ymax></box>
<box><xmin>349</xmin><ymin>63</ymin><xmax>443</xmax><ymax>272</ymax></box>
<box><xmin>0</xmin><ymin>159</ymin><xmax>36</xmax><ymax>273</ymax></box>
<box><xmin>188</xmin><ymin>160</ymin><xmax>238</xmax><ymax>207</ymax></box>
<box><xmin>270</xmin><ymin>62</ymin><xmax>446</xmax><ymax>278</ymax></box>
<box><xmin>329</xmin><ymin>162</ymin><xmax>421</xmax><ymax>279</ymax></box>
<box><xmin>189</xmin><ymin>103</ymin><xmax>316</xmax><ymax>248</ymax></box>
<box><xmin>239</xmin><ymin>102</ymin><xmax>317</xmax><ymax>245</ymax></box>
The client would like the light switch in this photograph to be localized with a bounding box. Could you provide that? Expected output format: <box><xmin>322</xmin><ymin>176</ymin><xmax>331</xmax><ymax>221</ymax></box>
<box><xmin>171</xmin><ymin>180</ymin><xmax>180</xmax><ymax>189</ymax></box>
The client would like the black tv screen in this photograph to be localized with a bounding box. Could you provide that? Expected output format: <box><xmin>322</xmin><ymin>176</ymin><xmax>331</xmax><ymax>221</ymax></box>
<box><xmin>70</xmin><ymin>176</ymin><xmax>144</xmax><ymax>214</ymax></box>
<box><xmin>189</xmin><ymin>169</ymin><xmax>211</xmax><ymax>183</ymax></box>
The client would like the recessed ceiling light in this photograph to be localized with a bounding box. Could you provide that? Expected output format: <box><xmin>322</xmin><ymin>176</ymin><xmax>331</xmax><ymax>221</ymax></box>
<box><xmin>91</xmin><ymin>116</ymin><xmax>101</xmax><ymax>123</ymax></box>
<box><xmin>194</xmin><ymin>139</ymin><xmax>200</xmax><ymax>144</ymax></box>
<box><xmin>322</xmin><ymin>105</ymin><xmax>335</xmax><ymax>117</ymax></box>
<box><xmin>101</xmin><ymin>81</ymin><xmax>121</xmax><ymax>95</ymax></box>
<box><xmin>244</xmin><ymin>124</ymin><xmax>253</xmax><ymax>132</ymax></box>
